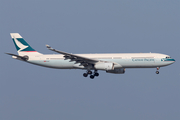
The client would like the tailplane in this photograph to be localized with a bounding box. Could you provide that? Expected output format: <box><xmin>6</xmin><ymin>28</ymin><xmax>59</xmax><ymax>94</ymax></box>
<box><xmin>10</xmin><ymin>33</ymin><xmax>42</xmax><ymax>56</ymax></box>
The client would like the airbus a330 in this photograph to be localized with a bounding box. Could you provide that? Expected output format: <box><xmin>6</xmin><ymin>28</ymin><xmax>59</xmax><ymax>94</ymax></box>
<box><xmin>6</xmin><ymin>33</ymin><xmax>175</xmax><ymax>79</ymax></box>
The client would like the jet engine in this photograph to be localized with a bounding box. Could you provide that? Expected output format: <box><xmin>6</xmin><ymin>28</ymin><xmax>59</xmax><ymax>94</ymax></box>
<box><xmin>94</xmin><ymin>62</ymin><xmax>114</xmax><ymax>70</ymax></box>
<box><xmin>106</xmin><ymin>68</ymin><xmax>125</xmax><ymax>74</ymax></box>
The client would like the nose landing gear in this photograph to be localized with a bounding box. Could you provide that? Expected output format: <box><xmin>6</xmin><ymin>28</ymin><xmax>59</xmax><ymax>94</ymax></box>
<box><xmin>83</xmin><ymin>70</ymin><xmax>99</xmax><ymax>79</ymax></box>
<box><xmin>156</xmin><ymin>67</ymin><xmax>160</xmax><ymax>74</ymax></box>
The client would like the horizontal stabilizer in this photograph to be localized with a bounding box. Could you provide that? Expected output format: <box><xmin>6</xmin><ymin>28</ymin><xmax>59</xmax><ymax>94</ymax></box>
<box><xmin>6</xmin><ymin>53</ymin><xmax>29</xmax><ymax>61</ymax></box>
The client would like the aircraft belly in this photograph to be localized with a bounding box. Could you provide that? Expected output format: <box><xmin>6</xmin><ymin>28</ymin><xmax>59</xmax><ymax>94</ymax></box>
<box><xmin>28</xmin><ymin>60</ymin><xmax>74</xmax><ymax>69</ymax></box>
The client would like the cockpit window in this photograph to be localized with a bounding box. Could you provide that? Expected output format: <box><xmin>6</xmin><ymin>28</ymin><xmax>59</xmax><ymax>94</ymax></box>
<box><xmin>166</xmin><ymin>56</ymin><xmax>171</xmax><ymax>58</ymax></box>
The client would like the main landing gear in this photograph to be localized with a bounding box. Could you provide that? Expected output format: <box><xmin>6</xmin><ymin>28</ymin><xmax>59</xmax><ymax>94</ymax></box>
<box><xmin>156</xmin><ymin>67</ymin><xmax>160</xmax><ymax>74</ymax></box>
<box><xmin>83</xmin><ymin>70</ymin><xmax>99</xmax><ymax>79</ymax></box>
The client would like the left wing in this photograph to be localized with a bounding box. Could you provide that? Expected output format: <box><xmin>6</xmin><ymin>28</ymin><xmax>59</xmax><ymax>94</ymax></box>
<box><xmin>46</xmin><ymin>45</ymin><xmax>100</xmax><ymax>66</ymax></box>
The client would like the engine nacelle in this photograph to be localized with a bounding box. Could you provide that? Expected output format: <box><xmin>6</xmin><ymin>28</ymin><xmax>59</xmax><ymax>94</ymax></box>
<box><xmin>106</xmin><ymin>68</ymin><xmax>125</xmax><ymax>74</ymax></box>
<box><xmin>94</xmin><ymin>62</ymin><xmax>114</xmax><ymax>70</ymax></box>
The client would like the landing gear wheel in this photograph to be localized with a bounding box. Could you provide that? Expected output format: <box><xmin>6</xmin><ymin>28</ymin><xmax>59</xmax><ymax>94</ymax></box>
<box><xmin>94</xmin><ymin>73</ymin><xmax>99</xmax><ymax>77</ymax></box>
<box><xmin>90</xmin><ymin>75</ymin><xmax>94</xmax><ymax>79</ymax></box>
<box><xmin>83</xmin><ymin>73</ymin><xmax>88</xmax><ymax>77</ymax></box>
<box><xmin>156</xmin><ymin>71</ymin><xmax>159</xmax><ymax>74</ymax></box>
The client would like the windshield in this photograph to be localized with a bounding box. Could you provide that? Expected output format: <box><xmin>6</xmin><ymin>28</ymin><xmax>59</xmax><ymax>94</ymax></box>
<box><xmin>166</xmin><ymin>56</ymin><xmax>171</xmax><ymax>58</ymax></box>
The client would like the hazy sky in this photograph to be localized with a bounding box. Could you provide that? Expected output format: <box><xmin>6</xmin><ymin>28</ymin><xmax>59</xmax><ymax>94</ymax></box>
<box><xmin>1</xmin><ymin>0</ymin><xmax>179</xmax><ymax>120</ymax></box>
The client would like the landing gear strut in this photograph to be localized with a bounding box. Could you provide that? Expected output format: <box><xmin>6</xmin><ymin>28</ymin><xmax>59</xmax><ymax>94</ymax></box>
<box><xmin>83</xmin><ymin>70</ymin><xmax>99</xmax><ymax>79</ymax></box>
<box><xmin>156</xmin><ymin>67</ymin><xmax>160</xmax><ymax>74</ymax></box>
<box><xmin>83</xmin><ymin>70</ymin><xmax>92</xmax><ymax>77</ymax></box>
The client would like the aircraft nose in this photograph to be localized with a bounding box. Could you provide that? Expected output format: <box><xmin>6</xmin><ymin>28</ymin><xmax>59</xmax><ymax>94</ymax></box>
<box><xmin>172</xmin><ymin>58</ymin><xmax>175</xmax><ymax>62</ymax></box>
<box><xmin>170</xmin><ymin>58</ymin><xmax>175</xmax><ymax>64</ymax></box>
<box><xmin>162</xmin><ymin>58</ymin><xmax>175</xmax><ymax>65</ymax></box>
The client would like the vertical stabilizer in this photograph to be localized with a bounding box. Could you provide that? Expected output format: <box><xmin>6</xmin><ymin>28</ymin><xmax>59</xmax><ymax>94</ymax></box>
<box><xmin>10</xmin><ymin>33</ymin><xmax>42</xmax><ymax>56</ymax></box>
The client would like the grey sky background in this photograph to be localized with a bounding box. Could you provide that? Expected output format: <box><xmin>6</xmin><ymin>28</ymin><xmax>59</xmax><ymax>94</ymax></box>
<box><xmin>0</xmin><ymin>0</ymin><xmax>179</xmax><ymax>120</ymax></box>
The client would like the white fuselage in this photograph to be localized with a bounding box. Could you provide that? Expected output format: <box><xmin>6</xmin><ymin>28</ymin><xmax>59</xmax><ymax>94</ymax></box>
<box><xmin>24</xmin><ymin>53</ymin><xmax>175</xmax><ymax>70</ymax></box>
<box><xmin>8</xmin><ymin>33</ymin><xmax>175</xmax><ymax>77</ymax></box>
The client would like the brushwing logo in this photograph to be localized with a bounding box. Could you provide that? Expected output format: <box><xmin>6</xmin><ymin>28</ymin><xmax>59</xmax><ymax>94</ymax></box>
<box><xmin>13</xmin><ymin>37</ymin><xmax>28</xmax><ymax>52</ymax></box>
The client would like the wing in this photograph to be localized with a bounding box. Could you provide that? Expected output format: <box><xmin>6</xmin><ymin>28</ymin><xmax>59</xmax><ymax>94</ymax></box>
<box><xmin>46</xmin><ymin>45</ymin><xmax>100</xmax><ymax>66</ymax></box>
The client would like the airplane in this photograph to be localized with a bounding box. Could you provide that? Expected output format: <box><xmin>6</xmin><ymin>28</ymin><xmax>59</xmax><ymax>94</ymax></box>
<box><xmin>6</xmin><ymin>33</ymin><xmax>175</xmax><ymax>79</ymax></box>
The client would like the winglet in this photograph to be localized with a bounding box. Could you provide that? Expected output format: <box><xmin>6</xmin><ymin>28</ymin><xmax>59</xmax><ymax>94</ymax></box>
<box><xmin>46</xmin><ymin>44</ymin><xmax>51</xmax><ymax>49</ymax></box>
<box><xmin>46</xmin><ymin>44</ymin><xmax>55</xmax><ymax>51</ymax></box>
